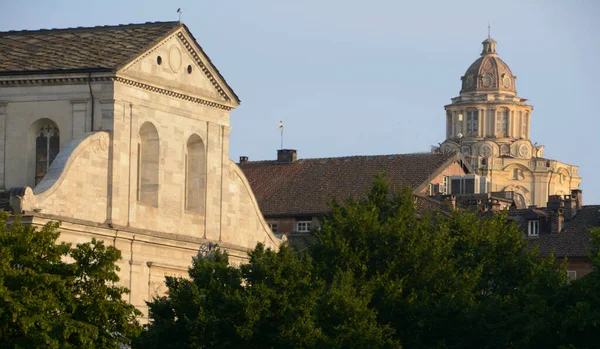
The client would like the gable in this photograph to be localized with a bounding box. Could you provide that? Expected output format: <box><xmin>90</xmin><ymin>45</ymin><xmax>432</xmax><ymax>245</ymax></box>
<box><xmin>117</xmin><ymin>27</ymin><xmax>239</xmax><ymax>107</ymax></box>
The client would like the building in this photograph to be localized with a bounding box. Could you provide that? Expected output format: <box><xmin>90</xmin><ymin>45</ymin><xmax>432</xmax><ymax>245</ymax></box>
<box><xmin>239</xmin><ymin>149</ymin><xmax>468</xmax><ymax>243</ymax></box>
<box><xmin>437</xmin><ymin>36</ymin><xmax>581</xmax><ymax>208</ymax></box>
<box><xmin>0</xmin><ymin>22</ymin><xmax>280</xmax><ymax>318</ymax></box>
<box><xmin>508</xmin><ymin>192</ymin><xmax>598</xmax><ymax>279</ymax></box>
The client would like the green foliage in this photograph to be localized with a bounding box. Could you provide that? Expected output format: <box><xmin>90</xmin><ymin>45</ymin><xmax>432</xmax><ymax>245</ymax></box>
<box><xmin>136</xmin><ymin>244</ymin><xmax>398</xmax><ymax>349</ymax></box>
<box><xmin>0</xmin><ymin>214</ymin><xmax>141</xmax><ymax>348</ymax></box>
<box><xmin>139</xmin><ymin>173</ymin><xmax>600</xmax><ymax>349</ymax></box>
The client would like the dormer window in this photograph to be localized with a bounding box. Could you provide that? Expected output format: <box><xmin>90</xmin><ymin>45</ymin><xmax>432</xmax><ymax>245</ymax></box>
<box><xmin>528</xmin><ymin>220</ymin><xmax>539</xmax><ymax>237</ymax></box>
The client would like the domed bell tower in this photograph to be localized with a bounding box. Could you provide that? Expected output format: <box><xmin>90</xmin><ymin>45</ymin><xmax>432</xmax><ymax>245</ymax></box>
<box><xmin>437</xmin><ymin>36</ymin><xmax>581</xmax><ymax>208</ymax></box>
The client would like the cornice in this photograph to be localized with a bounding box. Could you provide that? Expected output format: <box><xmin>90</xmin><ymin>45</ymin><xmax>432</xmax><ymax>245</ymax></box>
<box><xmin>0</xmin><ymin>74</ymin><xmax>233</xmax><ymax>111</ymax></box>
<box><xmin>0</xmin><ymin>76</ymin><xmax>112</xmax><ymax>86</ymax></box>
<box><xmin>113</xmin><ymin>77</ymin><xmax>233</xmax><ymax>111</ymax></box>
<box><xmin>118</xmin><ymin>29</ymin><xmax>233</xmax><ymax>104</ymax></box>
<box><xmin>176</xmin><ymin>31</ymin><xmax>231</xmax><ymax>102</ymax></box>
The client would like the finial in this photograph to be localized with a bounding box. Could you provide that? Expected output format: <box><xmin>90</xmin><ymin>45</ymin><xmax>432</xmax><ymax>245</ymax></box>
<box><xmin>177</xmin><ymin>8</ymin><xmax>182</xmax><ymax>24</ymax></box>
<box><xmin>488</xmin><ymin>22</ymin><xmax>491</xmax><ymax>39</ymax></box>
<box><xmin>279</xmin><ymin>120</ymin><xmax>284</xmax><ymax>149</ymax></box>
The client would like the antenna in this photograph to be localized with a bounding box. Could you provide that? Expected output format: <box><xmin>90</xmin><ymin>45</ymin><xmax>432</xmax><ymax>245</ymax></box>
<box><xmin>279</xmin><ymin>120</ymin><xmax>284</xmax><ymax>149</ymax></box>
<box><xmin>177</xmin><ymin>8</ymin><xmax>182</xmax><ymax>23</ymax></box>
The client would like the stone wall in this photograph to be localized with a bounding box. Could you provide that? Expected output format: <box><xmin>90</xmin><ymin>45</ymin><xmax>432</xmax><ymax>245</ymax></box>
<box><xmin>34</xmin><ymin>132</ymin><xmax>110</xmax><ymax>222</ymax></box>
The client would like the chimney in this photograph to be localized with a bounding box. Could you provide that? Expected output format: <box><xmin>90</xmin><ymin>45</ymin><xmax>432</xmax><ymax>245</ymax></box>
<box><xmin>445</xmin><ymin>195</ymin><xmax>456</xmax><ymax>210</ymax></box>
<box><xmin>564</xmin><ymin>195</ymin><xmax>577</xmax><ymax>220</ymax></box>
<box><xmin>571</xmin><ymin>189</ymin><xmax>583</xmax><ymax>210</ymax></box>
<box><xmin>239</xmin><ymin>156</ymin><xmax>248</xmax><ymax>164</ymax></box>
<box><xmin>277</xmin><ymin>149</ymin><xmax>297</xmax><ymax>163</ymax></box>
<box><xmin>550</xmin><ymin>207</ymin><xmax>565</xmax><ymax>234</ymax></box>
<box><xmin>547</xmin><ymin>195</ymin><xmax>564</xmax><ymax>210</ymax></box>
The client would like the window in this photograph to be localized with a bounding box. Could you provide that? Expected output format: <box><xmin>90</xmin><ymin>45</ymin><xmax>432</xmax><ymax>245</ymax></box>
<box><xmin>269</xmin><ymin>223</ymin><xmax>278</xmax><ymax>233</ymax></box>
<box><xmin>567</xmin><ymin>270</ymin><xmax>577</xmax><ymax>280</ymax></box>
<box><xmin>429</xmin><ymin>183</ymin><xmax>441</xmax><ymax>195</ymax></box>
<box><xmin>446</xmin><ymin>112</ymin><xmax>452</xmax><ymax>138</ymax></box>
<box><xmin>35</xmin><ymin>123</ymin><xmax>60</xmax><ymax>185</ymax></box>
<box><xmin>138</xmin><ymin>122</ymin><xmax>160</xmax><ymax>207</ymax></box>
<box><xmin>513</xmin><ymin>168</ymin><xmax>519</xmax><ymax>180</ymax></box>
<box><xmin>528</xmin><ymin>220</ymin><xmax>539</xmax><ymax>237</ymax></box>
<box><xmin>522</xmin><ymin>113</ymin><xmax>528</xmax><ymax>138</ymax></box>
<box><xmin>185</xmin><ymin>134</ymin><xmax>206</xmax><ymax>212</ymax></box>
<box><xmin>296</xmin><ymin>221</ymin><xmax>312</xmax><ymax>232</ymax></box>
<box><xmin>496</xmin><ymin>110</ymin><xmax>509</xmax><ymax>137</ymax></box>
<box><xmin>466</xmin><ymin>110</ymin><xmax>478</xmax><ymax>134</ymax></box>
<box><xmin>442</xmin><ymin>176</ymin><xmax>449</xmax><ymax>195</ymax></box>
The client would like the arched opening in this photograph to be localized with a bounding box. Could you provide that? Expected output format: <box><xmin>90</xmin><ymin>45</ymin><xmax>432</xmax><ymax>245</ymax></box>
<box><xmin>466</xmin><ymin>109</ymin><xmax>478</xmax><ymax>136</ymax></box>
<box><xmin>29</xmin><ymin>119</ymin><xmax>60</xmax><ymax>186</ymax></box>
<box><xmin>138</xmin><ymin>122</ymin><xmax>159</xmax><ymax>207</ymax></box>
<box><xmin>185</xmin><ymin>134</ymin><xmax>206</xmax><ymax>213</ymax></box>
<box><xmin>496</xmin><ymin>109</ymin><xmax>509</xmax><ymax>137</ymax></box>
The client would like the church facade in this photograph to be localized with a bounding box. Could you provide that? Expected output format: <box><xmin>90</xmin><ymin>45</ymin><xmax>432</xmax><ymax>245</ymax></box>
<box><xmin>437</xmin><ymin>37</ymin><xmax>581</xmax><ymax>208</ymax></box>
<box><xmin>0</xmin><ymin>22</ymin><xmax>280</xmax><ymax>318</ymax></box>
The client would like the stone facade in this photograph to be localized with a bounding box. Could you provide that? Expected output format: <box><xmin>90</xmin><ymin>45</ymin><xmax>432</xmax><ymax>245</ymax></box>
<box><xmin>0</xmin><ymin>22</ymin><xmax>280</xmax><ymax>319</ymax></box>
<box><xmin>437</xmin><ymin>37</ymin><xmax>581</xmax><ymax>207</ymax></box>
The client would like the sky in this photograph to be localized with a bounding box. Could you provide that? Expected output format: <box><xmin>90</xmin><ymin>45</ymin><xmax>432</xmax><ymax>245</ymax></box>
<box><xmin>1</xmin><ymin>0</ymin><xmax>599</xmax><ymax>204</ymax></box>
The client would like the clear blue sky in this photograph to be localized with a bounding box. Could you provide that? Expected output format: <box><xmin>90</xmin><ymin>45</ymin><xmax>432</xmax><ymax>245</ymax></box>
<box><xmin>2</xmin><ymin>0</ymin><xmax>599</xmax><ymax>204</ymax></box>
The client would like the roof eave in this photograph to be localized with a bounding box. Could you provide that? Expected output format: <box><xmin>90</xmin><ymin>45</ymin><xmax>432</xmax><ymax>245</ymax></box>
<box><xmin>0</xmin><ymin>67</ymin><xmax>113</xmax><ymax>76</ymax></box>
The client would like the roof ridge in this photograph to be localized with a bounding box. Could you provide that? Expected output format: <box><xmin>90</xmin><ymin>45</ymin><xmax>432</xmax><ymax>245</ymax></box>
<box><xmin>242</xmin><ymin>151</ymin><xmax>455</xmax><ymax>164</ymax></box>
<box><xmin>0</xmin><ymin>21</ymin><xmax>180</xmax><ymax>35</ymax></box>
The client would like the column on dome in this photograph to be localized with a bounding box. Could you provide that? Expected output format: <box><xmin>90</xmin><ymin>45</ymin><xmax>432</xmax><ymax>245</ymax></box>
<box><xmin>509</xmin><ymin>109</ymin><xmax>515</xmax><ymax>138</ymax></box>
<box><xmin>491</xmin><ymin>109</ymin><xmax>496</xmax><ymax>137</ymax></box>
<box><xmin>446</xmin><ymin>112</ymin><xmax>452</xmax><ymax>139</ymax></box>
<box><xmin>479</xmin><ymin>108</ymin><xmax>485</xmax><ymax>137</ymax></box>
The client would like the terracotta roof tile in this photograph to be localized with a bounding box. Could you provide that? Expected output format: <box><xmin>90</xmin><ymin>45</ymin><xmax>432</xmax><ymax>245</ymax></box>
<box><xmin>532</xmin><ymin>205</ymin><xmax>600</xmax><ymax>258</ymax></box>
<box><xmin>239</xmin><ymin>152</ymin><xmax>459</xmax><ymax>217</ymax></box>
<box><xmin>0</xmin><ymin>22</ymin><xmax>181</xmax><ymax>75</ymax></box>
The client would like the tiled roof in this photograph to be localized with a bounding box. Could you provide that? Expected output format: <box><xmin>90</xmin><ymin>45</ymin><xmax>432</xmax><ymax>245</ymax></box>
<box><xmin>239</xmin><ymin>152</ymin><xmax>460</xmax><ymax>217</ymax></box>
<box><xmin>533</xmin><ymin>205</ymin><xmax>600</xmax><ymax>258</ymax></box>
<box><xmin>0</xmin><ymin>22</ymin><xmax>181</xmax><ymax>75</ymax></box>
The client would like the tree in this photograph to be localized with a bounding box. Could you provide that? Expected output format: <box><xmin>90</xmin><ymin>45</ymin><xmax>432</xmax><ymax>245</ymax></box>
<box><xmin>136</xmin><ymin>244</ymin><xmax>398</xmax><ymax>349</ymax></box>
<box><xmin>311</xmin><ymin>173</ymin><xmax>567</xmax><ymax>348</ymax></box>
<box><xmin>0</xmin><ymin>214</ymin><xmax>141</xmax><ymax>348</ymax></box>
<box><xmin>138</xmin><ymin>173</ymin><xmax>579</xmax><ymax>348</ymax></box>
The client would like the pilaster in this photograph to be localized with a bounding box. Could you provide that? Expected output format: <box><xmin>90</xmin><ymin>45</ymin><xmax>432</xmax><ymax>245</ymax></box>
<box><xmin>71</xmin><ymin>100</ymin><xmax>87</xmax><ymax>138</ymax></box>
<box><xmin>0</xmin><ymin>103</ymin><xmax>5</xmax><ymax>190</ymax></box>
<box><xmin>99</xmin><ymin>99</ymin><xmax>116</xmax><ymax>131</ymax></box>
<box><xmin>509</xmin><ymin>109</ymin><xmax>515</xmax><ymax>138</ymax></box>
<box><xmin>479</xmin><ymin>108</ymin><xmax>485</xmax><ymax>137</ymax></box>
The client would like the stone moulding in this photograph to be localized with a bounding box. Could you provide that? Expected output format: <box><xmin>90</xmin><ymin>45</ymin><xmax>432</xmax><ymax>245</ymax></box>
<box><xmin>176</xmin><ymin>31</ymin><xmax>230</xmax><ymax>102</ymax></box>
<box><xmin>0</xmin><ymin>75</ymin><xmax>234</xmax><ymax>111</ymax></box>
<box><xmin>113</xmin><ymin>77</ymin><xmax>233</xmax><ymax>111</ymax></box>
<box><xmin>33</xmin><ymin>131</ymin><xmax>110</xmax><ymax>199</ymax></box>
<box><xmin>228</xmin><ymin>160</ymin><xmax>281</xmax><ymax>247</ymax></box>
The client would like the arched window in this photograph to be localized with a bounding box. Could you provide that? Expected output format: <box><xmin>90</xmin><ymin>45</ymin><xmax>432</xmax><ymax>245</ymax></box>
<box><xmin>138</xmin><ymin>122</ymin><xmax>159</xmax><ymax>207</ymax></box>
<box><xmin>496</xmin><ymin>110</ymin><xmax>509</xmax><ymax>137</ymax></box>
<box><xmin>522</xmin><ymin>113</ymin><xmax>529</xmax><ymax>138</ymax></box>
<box><xmin>466</xmin><ymin>110</ymin><xmax>478</xmax><ymax>135</ymax></box>
<box><xmin>35</xmin><ymin>122</ymin><xmax>60</xmax><ymax>185</ymax></box>
<box><xmin>185</xmin><ymin>134</ymin><xmax>206</xmax><ymax>213</ymax></box>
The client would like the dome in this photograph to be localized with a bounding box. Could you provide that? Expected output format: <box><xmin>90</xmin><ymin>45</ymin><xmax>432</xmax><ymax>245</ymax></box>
<box><xmin>460</xmin><ymin>37</ymin><xmax>516</xmax><ymax>94</ymax></box>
